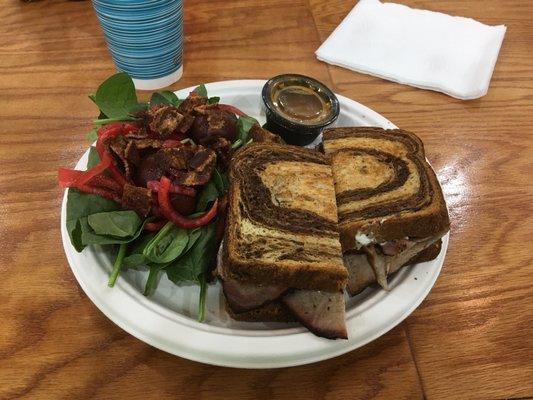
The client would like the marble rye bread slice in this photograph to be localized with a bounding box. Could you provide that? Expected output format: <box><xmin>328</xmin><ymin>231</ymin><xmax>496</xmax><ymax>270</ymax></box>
<box><xmin>223</xmin><ymin>142</ymin><xmax>347</xmax><ymax>292</ymax></box>
<box><xmin>322</xmin><ymin>127</ymin><xmax>450</xmax><ymax>252</ymax></box>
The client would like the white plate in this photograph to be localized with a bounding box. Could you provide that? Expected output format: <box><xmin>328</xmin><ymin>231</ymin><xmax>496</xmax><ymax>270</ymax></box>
<box><xmin>61</xmin><ymin>79</ymin><xmax>449</xmax><ymax>368</ymax></box>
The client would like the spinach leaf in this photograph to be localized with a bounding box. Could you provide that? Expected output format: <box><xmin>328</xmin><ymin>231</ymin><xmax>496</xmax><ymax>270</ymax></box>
<box><xmin>213</xmin><ymin>167</ymin><xmax>229</xmax><ymax>192</ymax></box>
<box><xmin>79</xmin><ymin>216</ymin><xmax>144</xmax><ymax>246</ymax></box>
<box><xmin>193</xmin><ymin>84</ymin><xmax>208</xmax><ymax>98</ymax></box>
<box><xmin>143</xmin><ymin>222</ymin><xmax>189</xmax><ymax>264</ymax></box>
<box><xmin>235</xmin><ymin>115</ymin><xmax>257</xmax><ymax>145</ymax></box>
<box><xmin>195</xmin><ymin>180</ymin><xmax>218</xmax><ymax>212</ymax></box>
<box><xmin>86</xmin><ymin>127</ymin><xmax>98</xmax><ymax>141</ymax></box>
<box><xmin>88</xmin><ymin>210</ymin><xmax>142</xmax><ymax>238</ymax></box>
<box><xmin>87</xmin><ymin>146</ymin><xmax>100</xmax><ymax>168</ymax></box>
<box><xmin>122</xmin><ymin>232</ymin><xmax>156</xmax><ymax>268</ymax></box>
<box><xmin>150</xmin><ymin>91</ymin><xmax>180</xmax><ymax>106</ymax></box>
<box><xmin>94</xmin><ymin>72</ymin><xmax>139</xmax><ymax>119</ymax></box>
<box><xmin>143</xmin><ymin>261</ymin><xmax>172</xmax><ymax>296</ymax></box>
<box><xmin>66</xmin><ymin>189</ymin><xmax>120</xmax><ymax>252</ymax></box>
<box><xmin>208</xmin><ymin>96</ymin><xmax>220</xmax><ymax>104</ymax></box>
<box><xmin>166</xmin><ymin>221</ymin><xmax>216</xmax><ymax>284</ymax></box>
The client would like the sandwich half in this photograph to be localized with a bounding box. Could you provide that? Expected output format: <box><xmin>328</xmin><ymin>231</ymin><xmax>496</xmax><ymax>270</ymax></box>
<box><xmin>322</xmin><ymin>127</ymin><xmax>450</xmax><ymax>295</ymax></box>
<box><xmin>219</xmin><ymin>142</ymin><xmax>348</xmax><ymax>339</ymax></box>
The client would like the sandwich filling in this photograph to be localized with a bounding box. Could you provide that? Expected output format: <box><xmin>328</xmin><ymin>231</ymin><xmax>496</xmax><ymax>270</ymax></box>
<box><xmin>344</xmin><ymin>235</ymin><xmax>443</xmax><ymax>295</ymax></box>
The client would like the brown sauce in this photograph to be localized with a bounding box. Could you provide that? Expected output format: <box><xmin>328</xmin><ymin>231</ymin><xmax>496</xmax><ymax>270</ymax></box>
<box><xmin>271</xmin><ymin>83</ymin><xmax>331</xmax><ymax>125</ymax></box>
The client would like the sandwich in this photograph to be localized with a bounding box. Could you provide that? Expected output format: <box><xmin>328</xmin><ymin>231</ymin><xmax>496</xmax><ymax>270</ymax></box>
<box><xmin>218</xmin><ymin>142</ymin><xmax>349</xmax><ymax>339</ymax></box>
<box><xmin>322</xmin><ymin>127</ymin><xmax>450</xmax><ymax>295</ymax></box>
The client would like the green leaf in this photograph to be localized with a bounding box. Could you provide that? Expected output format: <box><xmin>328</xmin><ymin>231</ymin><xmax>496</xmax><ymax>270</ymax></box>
<box><xmin>88</xmin><ymin>210</ymin><xmax>142</xmax><ymax>238</ymax></box>
<box><xmin>66</xmin><ymin>188</ymin><xmax>120</xmax><ymax>252</ymax></box>
<box><xmin>143</xmin><ymin>222</ymin><xmax>190</xmax><ymax>264</ymax></box>
<box><xmin>143</xmin><ymin>261</ymin><xmax>172</xmax><ymax>296</ymax></box>
<box><xmin>86</xmin><ymin>127</ymin><xmax>98</xmax><ymax>142</ymax></box>
<box><xmin>150</xmin><ymin>91</ymin><xmax>180</xmax><ymax>106</ymax></box>
<box><xmin>89</xmin><ymin>94</ymin><xmax>108</xmax><ymax>120</ymax></box>
<box><xmin>108</xmin><ymin>243</ymin><xmax>127</xmax><ymax>287</ymax></box>
<box><xmin>122</xmin><ymin>232</ymin><xmax>156</xmax><ymax>268</ymax></box>
<box><xmin>234</xmin><ymin>115</ymin><xmax>258</xmax><ymax>149</ymax></box>
<box><xmin>94</xmin><ymin>72</ymin><xmax>138</xmax><ymax>119</ymax></box>
<box><xmin>87</xmin><ymin>146</ymin><xmax>100</xmax><ymax>168</ymax></box>
<box><xmin>208</xmin><ymin>96</ymin><xmax>220</xmax><ymax>104</ymax></box>
<box><xmin>79</xmin><ymin>215</ymin><xmax>145</xmax><ymax>246</ymax></box>
<box><xmin>195</xmin><ymin>180</ymin><xmax>218</xmax><ymax>212</ymax></box>
<box><xmin>128</xmin><ymin>102</ymin><xmax>149</xmax><ymax>114</ymax></box>
<box><xmin>193</xmin><ymin>84</ymin><xmax>208</xmax><ymax>98</ymax></box>
<box><xmin>166</xmin><ymin>222</ymin><xmax>216</xmax><ymax>284</ymax></box>
<box><xmin>212</xmin><ymin>167</ymin><xmax>228</xmax><ymax>192</ymax></box>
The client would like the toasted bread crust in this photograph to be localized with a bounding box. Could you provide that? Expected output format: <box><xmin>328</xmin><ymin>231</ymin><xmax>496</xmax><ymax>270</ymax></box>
<box><xmin>323</xmin><ymin>127</ymin><xmax>450</xmax><ymax>251</ymax></box>
<box><xmin>224</xmin><ymin>143</ymin><xmax>347</xmax><ymax>291</ymax></box>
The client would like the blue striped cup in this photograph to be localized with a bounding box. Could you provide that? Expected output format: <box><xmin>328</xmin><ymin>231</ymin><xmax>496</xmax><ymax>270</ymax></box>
<box><xmin>92</xmin><ymin>0</ymin><xmax>183</xmax><ymax>90</ymax></box>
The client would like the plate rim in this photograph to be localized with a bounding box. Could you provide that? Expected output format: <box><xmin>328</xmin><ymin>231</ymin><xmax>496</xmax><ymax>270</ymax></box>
<box><xmin>61</xmin><ymin>79</ymin><xmax>448</xmax><ymax>368</ymax></box>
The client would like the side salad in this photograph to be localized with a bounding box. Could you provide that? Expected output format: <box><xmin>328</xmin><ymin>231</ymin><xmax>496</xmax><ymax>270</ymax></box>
<box><xmin>58</xmin><ymin>73</ymin><xmax>260</xmax><ymax>321</ymax></box>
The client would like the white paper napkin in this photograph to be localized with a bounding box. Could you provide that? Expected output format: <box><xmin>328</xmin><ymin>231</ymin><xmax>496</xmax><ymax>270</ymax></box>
<box><xmin>315</xmin><ymin>0</ymin><xmax>506</xmax><ymax>100</ymax></box>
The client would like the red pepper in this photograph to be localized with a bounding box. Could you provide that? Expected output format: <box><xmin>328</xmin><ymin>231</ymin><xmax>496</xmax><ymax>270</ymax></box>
<box><xmin>144</xmin><ymin>220</ymin><xmax>167</xmax><ymax>231</ymax></box>
<box><xmin>58</xmin><ymin>168</ymin><xmax>123</xmax><ymax>193</ymax></box>
<box><xmin>147</xmin><ymin>180</ymin><xmax>196</xmax><ymax>197</ymax></box>
<box><xmin>217</xmin><ymin>103</ymin><xmax>246</xmax><ymax>116</ymax></box>
<box><xmin>73</xmin><ymin>154</ymin><xmax>113</xmax><ymax>186</ymax></box>
<box><xmin>157</xmin><ymin>176</ymin><xmax>218</xmax><ymax>229</ymax></box>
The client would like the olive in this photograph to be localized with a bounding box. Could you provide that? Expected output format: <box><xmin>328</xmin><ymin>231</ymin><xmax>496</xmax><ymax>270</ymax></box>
<box><xmin>190</xmin><ymin>109</ymin><xmax>237</xmax><ymax>144</ymax></box>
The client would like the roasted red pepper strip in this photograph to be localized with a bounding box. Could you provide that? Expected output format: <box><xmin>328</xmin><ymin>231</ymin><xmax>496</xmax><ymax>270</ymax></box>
<box><xmin>158</xmin><ymin>176</ymin><xmax>217</xmax><ymax>229</ymax></box>
<box><xmin>217</xmin><ymin>103</ymin><xmax>246</xmax><ymax>116</ymax></box>
<box><xmin>144</xmin><ymin>220</ymin><xmax>167</xmax><ymax>231</ymax></box>
<box><xmin>58</xmin><ymin>169</ymin><xmax>123</xmax><ymax>193</ymax></box>
<box><xmin>73</xmin><ymin>154</ymin><xmax>112</xmax><ymax>186</ymax></box>
<box><xmin>147</xmin><ymin>180</ymin><xmax>196</xmax><ymax>197</ymax></box>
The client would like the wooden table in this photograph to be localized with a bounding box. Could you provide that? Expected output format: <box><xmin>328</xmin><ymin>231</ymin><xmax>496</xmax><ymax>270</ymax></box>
<box><xmin>1</xmin><ymin>1</ymin><xmax>531</xmax><ymax>399</ymax></box>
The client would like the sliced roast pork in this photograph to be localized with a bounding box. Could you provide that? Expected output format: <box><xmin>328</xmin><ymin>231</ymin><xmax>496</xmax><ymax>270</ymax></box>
<box><xmin>282</xmin><ymin>290</ymin><xmax>347</xmax><ymax>340</ymax></box>
<box><xmin>345</xmin><ymin>237</ymin><xmax>440</xmax><ymax>294</ymax></box>
<box><xmin>221</xmin><ymin>278</ymin><xmax>288</xmax><ymax>313</ymax></box>
<box><xmin>343</xmin><ymin>253</ymin><xmax>376</xmax><ymax>296</ymax></box>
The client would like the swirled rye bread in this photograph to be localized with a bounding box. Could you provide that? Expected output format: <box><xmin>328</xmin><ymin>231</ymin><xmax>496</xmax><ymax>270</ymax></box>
<box><xmin>219</xmin><ymin>142</ymin><xmax>348</xmax><ymax>339</ymax></box>
<box><xmin>322</xmin><ymin>127</ymin><xmax>450</xmax><ymax>294</ymax></box>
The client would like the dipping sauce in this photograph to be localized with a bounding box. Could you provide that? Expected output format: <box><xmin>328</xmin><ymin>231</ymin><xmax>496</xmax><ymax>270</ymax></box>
<box><xmin>273</xmin><ymin>85</ymin><xmax>330</xmax><ymax>124</ymax></box>
<box><xmin>262</xmin><ymin>74</ymin><xmax>339</xmax><ymax>146</ymax></box>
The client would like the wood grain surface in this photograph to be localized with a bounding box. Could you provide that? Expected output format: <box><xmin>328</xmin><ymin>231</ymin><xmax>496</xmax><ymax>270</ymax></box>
<box><xmin>0</xmin><ymin>0</ymin><xmax>531</xmax><ymax>399</ymax></box>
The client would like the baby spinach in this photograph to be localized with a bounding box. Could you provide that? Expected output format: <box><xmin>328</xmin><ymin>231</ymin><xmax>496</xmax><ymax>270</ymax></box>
<box><xmin>66</xmin><ymin>189</ymin><xmax>120</xmax><ymax>252</ymax></box>
<box><xmin>143</xmin><ymin>222</ymin><xmax>189</xmax><ymax>264</ymax></box>
<box><xmin>166</xmin><ymin>221</ymin><xmax>216</xmax><ymax>284</ymax></box>
<box><xmin>208</xmin><ymin>96</ymin><xmax>220</xmax><ymax>104</ymax></box>
<box><xmin>196</xmin><ymin>181</ymin><xmax>219</xmax><ymax>212</ymax></box>
<box><xmin>234</xmin><ymin>115</ymin><xmax>257</xmax><ymax>147</ymax></box>
<box><xmin>86</xmin><ymin>127</ymin><xmax>98</xmax><ymax>141</ymax></box>
<box><xmin>88</xmin><ymin>210</ymin><xmax>142</xmax><ymax>238</ymax></box>
<box><xmin>79</xmin><ymin>216</ymin><xmax>144</xmax><ymax>246</ymax></box>
<box><xmin>108</xmin><ymin>243</ymin><xmax>127</xmax><ymax>287</ymax></box>
<box><xmin>87</xmin><ymin>146</ymin><xmax>101</xmax><ymax>168</ymax></box>
<box><xmin>122</xmin><ymin>232</ymin><xmax>156</xmax><ymax>269</ymax></box>
<box><xmin>150</xmin><ymin>91</ymin><xmax>181</xmax><ymax>106</ymax></box>
<box><xmin>193</xmin><ymin>84</ymin><xmax>208</xmax><ymax>98</ymax></box>
<box><xmin>94</xmin><ymin>72</ymin><xmax>139</xmax><ymax>119</ymax></box>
